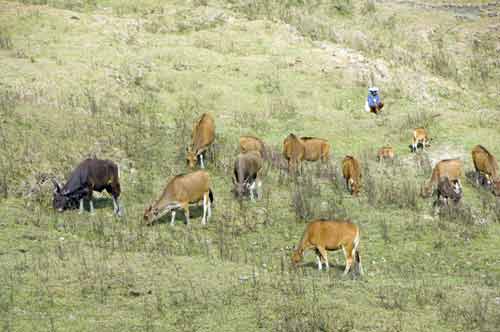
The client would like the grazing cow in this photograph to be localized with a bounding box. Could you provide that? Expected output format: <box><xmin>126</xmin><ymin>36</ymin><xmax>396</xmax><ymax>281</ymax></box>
<box><xmin>411</xmin><ymin>128</ymin><xmax>431</xmax><ymax>152</ymax></box>
<box><xmin>342</xmin><ymin>156</ymin><xmax>362</xmax><ymax>195</ymax></box>
<box><xmin>233</xmin><ymin>151</ymin><xmax>263</xmax><ymax>200</ymax></box>
<box><xmin>283</xmin><ymin>133</ymin><xmax>305</xmax><ymax>174</ymax></box>
<box><xmin>300</xmin><ymin>137</ymin><xmax>330</xmax><ymax>162</ymax></box>
<box><xmin>291</xmin><ymin>219</ymin><xmax>363</xmax><ymax>275</ymax></box>
<box><xmin>187</xmin><ymin>113</ymin><xmax>215</xmax><ymax>169</ymax></box>
<box><xmin>52</xmin><ymin>158</ymin><xmax>122</xmax><ymax>215</ymax></box>
<box><xmin>435</xmin><ymin>177</ymin><xmax>462</xmax><ymax>207</ymax></box>
<box><xmin>144</xmin><ymin>171</ymin><xmax>214</xmax><ymax>225</ymax></box>
<box><xmin>471</xmin><ymin>145</ymin><xmax>500</xmax><ymax>196</ymax></box>
<box><xmin>377</xmin><ymin>146</ymin><xmax>395</xmax><ymax>162</ymax></box>
<box><xmin>239</xmin><ymin>135</ymin><xmax>267</xmax><ymax>159</ymax></box>
<box><xmin>421</xmin><ymin>159</ymin><xmax>463</xmax><ymax>197</ymax></box>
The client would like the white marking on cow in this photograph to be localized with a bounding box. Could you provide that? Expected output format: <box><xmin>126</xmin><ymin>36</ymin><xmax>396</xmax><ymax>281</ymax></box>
<box><xmin>170</xmin><ymin>211</ymin><xmax>176</xmax><ymax>225</ymax></box>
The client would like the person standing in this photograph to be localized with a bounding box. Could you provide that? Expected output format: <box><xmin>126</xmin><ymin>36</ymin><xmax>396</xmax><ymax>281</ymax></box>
<box><xmin>364</xmin><ymin>87</ymin><xmax>384</xmax><ymax>114</ymax></box>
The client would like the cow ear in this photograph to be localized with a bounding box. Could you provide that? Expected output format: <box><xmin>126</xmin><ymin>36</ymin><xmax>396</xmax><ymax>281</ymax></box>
<box><xmin>52</xmin><ymin>179</ymin><xmax>61</xmax><ymax>193</ymax></box>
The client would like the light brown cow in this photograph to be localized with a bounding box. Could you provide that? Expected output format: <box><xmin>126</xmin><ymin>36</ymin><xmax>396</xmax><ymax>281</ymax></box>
<box><xmin>283</xmin><ymin>133</ymin><xmax>305</xmax><ymax>174</ymax></box>
<box><xmin>342</xmin><ymin>156</ymin><xmax>362</xmax><ymax>195</ymax></box>
<box><xmin>291</xmin><ymin>219</ymin><xmax>363</xmax><ymax>275</ymax></box>
<box><xmin>143</xmin><ymin>170</ymin><xmax>213</xmax><ymax>225</ymax></box>
<box><xmin>472</xmin><ymin>145</ymin><xmax>500</xmax><ymax>196</ymax></box>
<box><xmin>239</xmin><ymin>135</ymin><xmax>267</xmax><ymax>159</ymax></box>
<box><xmin>232</xmin><ymin>151</ymin><xmax>263</xmax><ymax>200</ymax></box>
<box><xmin>187</xmin><ymin>113</ymin><xmax>215</xmax><ymax>169</ymax></box>
<box><xmin>421</xmin><ymin>159</ymin><xmax>463</xmax><ymax>197</ymax></box>
<box><xmin>411</xmin><ymin>128</ymin><xmax>431</xmax><ymax>153</ymax></box>
<box><xmin>377</xmin><ymin>146</ymin><xmax>395</xmax><ymax>162</ymax></box>
<box><xmin>300</xmin><ymin>137</ymin><xmax>330</xmax><ymax>162</ymax></box>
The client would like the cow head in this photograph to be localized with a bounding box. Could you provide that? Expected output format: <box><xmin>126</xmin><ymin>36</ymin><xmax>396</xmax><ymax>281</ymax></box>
<box><xmin>492</xmin><ymin>179</ymin><xmax>500</xmax><ymax>196</ymax></box>
<box><xmin>52</xmin><ymin>179</ymin><xmax>69</xmax><ymax>212</ymax></box>
<box><xmin>186</xmin><ymin>147</ymin><xmax>197</xmax><ymax>169</ymax></box>
<box><xmin>291</xmin><ymin>248</ymin><xmax>303</xmax><ymax>266</ymax></box>
<box><xmin>143</xmin><ymin>205</ymin><xmax>159</xmax><ymax>225</ymax></box>
<box><xmin>349</xmin><ymin>178</ymin><xmax>360</xmax><ymax>195</ymax></box>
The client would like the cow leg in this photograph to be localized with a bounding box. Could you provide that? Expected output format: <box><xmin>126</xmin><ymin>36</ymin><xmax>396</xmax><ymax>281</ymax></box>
<box><xmin>201</xmin><ymin>193</ymin><xmax>207</xmax><ymax>225</ymax></box>
<box><xmin>112</xmin><ymin>196</ymin><xmax>122</xmax><ymax>216</ymax></box>
<box><xmin>314</xmin><ymin>250</ymin><xmax>322</xmax><ymax>271</ymax></box>
<box><xmin>89</xmin><ymin>199</ymin><xmax>95</xmax><ymax>214</ymax></box>
<box><xmin>249</xmin><ymin>181</ymin><xmax>256</xmax><ymax>201</ymax></box>
<box><xmin>342</xmin><ymin>245</ymin><xmax>354</xmax><ymax>275</ymax></box>
<box><xmin>79</xmin><ymin>198</ymin><xmax>84</xmax><ymax>214</ymax></box>
<box><xmin>317</xmin><ymin>247</ymin><xmax>329</xmax><ymax>270</ymax></box>
<box><xmin>170</xmin><ymin>210</ymin><xmax>176</xmax><ymax>226</ymax></box>
<box><xmin>199</xmin><ymin>154</ymin><xmax>205</xmax><ymax>168</ymax></box>
<box><xmin>256</xmin><ymin>180</ymin><xmax>262</xmax><ymax>199</ymax></box>
<box><xmin>183</xmin><ymin>204</ymin><xmax>190</xmax><ymax>225</ymax></box>
<box><xmin>206</xmin><ymin>192</ymin><xmax>212</xmax><ymax>221</ymax></box>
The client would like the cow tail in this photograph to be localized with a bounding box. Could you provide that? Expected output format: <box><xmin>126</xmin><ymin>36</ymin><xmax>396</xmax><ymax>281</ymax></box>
<box><xmin>353</xmin><ymin>228</ymin><xmax>363</xmax><ymax>275</ymax></box>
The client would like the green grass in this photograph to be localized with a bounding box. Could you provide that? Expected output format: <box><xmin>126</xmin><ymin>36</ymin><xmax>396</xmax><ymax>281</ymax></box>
<box><xmin>1</xmin><ymin>0</ymin><xmax>500</xmax><ymax>331</ymax></box>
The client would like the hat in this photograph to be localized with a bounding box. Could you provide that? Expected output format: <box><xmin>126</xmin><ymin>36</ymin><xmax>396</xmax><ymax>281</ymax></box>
<box><xmin>368</xmin><ymin>87</ymin><xmax>379</xmax><ymax>93</ymax></box>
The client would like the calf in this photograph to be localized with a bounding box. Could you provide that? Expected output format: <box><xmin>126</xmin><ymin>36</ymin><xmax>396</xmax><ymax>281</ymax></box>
<box><xmin>342</xmin><ymin>156</ymin><xmax>362</xmax><ymax>195</ymax></box>
<box><xmin>239</xmin><ymin>135</ymin><xmax>267</xmax><ymax>159</ymax></box>
<box><xmin>187</xmin><ymin>113</ymin><xmax>215</xmax><ymax>169</ymax></box>
<box><xmin>377</xmin><ymin>146</ymin><xmax>395</xmax><ymax>162</ymax></box>
<box><xmin>291</xmin><ymin>219</ymin><xmax>363</xmax><ymax>275</ymax></box>
<box><xmin>472</xmin><ymin>145</ymin><xmax>500</xmax><ymax>196</ymax></box>
<box><xmin>52</xmin><ymin>158</ymin><xmax>122</xmax><ymax>215</ymax></box>
<box><xmin>143</xmin><ymin>170</ymin><xmax>213</xmax><ymax>225</ymax></box>
<box><xmin>411</xmin><ymin>128</ymin><xmax>431</xmax><ymax>153</ymax></box>
<box><xmin>435</xmin><ymin>177</ymin><xmax>462</xmax><ymax>207</ymax></box>
<box><xmin>232</xmin><ymin>151</ymin><xmax>263</xmax><ymax>200</ymax></box>
<box><xmin>283</xmin><ymin>133</ymin><xmax>305</xmax><ymax>174</ymax></box>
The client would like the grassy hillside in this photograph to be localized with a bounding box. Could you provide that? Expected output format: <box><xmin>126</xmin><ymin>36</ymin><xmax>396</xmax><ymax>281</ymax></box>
<box><xmin>1</xmin><ymin>0</ymin><xmax>499</xmax><ymax>331</ymax></box>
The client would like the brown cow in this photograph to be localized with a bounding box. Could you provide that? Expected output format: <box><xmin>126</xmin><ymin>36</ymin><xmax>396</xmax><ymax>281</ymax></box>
<box><xmin>342</xmin><ymin>156</ymin><xmax>362</xmax><ymax>195</ymax></box>
<box><xmin>187</xmin><ymin>113</ymin><xmax>215</xmax><ymax>169</ymax></box>
<box><xmin>376</xmin><ymin>146</ymin><xmax>395</xmax><ymax>162</ymax></box>
<box><xmin>411</xmin><ymin>128</ymin><xmax>431</xmax><ymax>153</ymax></box>
<box><xmin>239</xmin><ymin>135</ymin><xmax>267</xmax><ymax>159</ymax></box>
<box><xmin>421</xmin><ymin>159</ymin><xmax>463</xmax><ymax>197</ymax></box>
<box><xmin>291</xmin><ymin>219</ymin><xmax>363</xmax><ymax>275</ymax></box>
<box><xmin>283</xmin><ymin>133</ymin><xmax>305</xmax><ymax>174</ymax></box>
<box><xmin>143</xmin><ymin>170</ymin><xmax>213</xmax><ymax>225</ymax></box>
<box><xmin>300</xmin><ymin>137</ymin><xmax>330</xmax><ymax>162</ymax></box>
<box><xmin>232</xmin><ymin>151</ymin><xmax>263</xmax><ymax>200</ymax></box>
<box><xmin>472</xmin><ymin>145</ymin><xmax>500</xmax><ymax>196</ymax></box>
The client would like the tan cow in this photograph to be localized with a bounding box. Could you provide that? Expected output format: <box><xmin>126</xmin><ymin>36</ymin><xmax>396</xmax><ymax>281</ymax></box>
<box><xmin>232</xmin><ymin>151</ymin><xmax>263</xmax><ymax>200</ymax></box>
<box><xmin>291</xmin><ymin>219</ymin><xmax>363</xmax><ymax>275</ymax></box>
<box><xmin>300</xmin><ymin>137</ymin><xmax>330</xmax><ymax>162</ymax></box>
<box><xmin>187</xmin><ymin>113</ymin><xmax>215</xmax><ymax>169</ymax></box>
<box><xmin>342</xmin><ymin>156</ymin><xmax>362</xmax><ymax>195</ymax></box>
<box><xmin>421</xmin><ymin>159</ymin><xmax>463</xmax><ymax>197</ymax></box>
<box><xmin>411</xmin><ymin>128</ymin><xmax>431</xmax><ymax>153</ymax></box>
<box><xmin>283</xmin><ymin>133</ymin><xmax>305</xmax><ymax>174</ymax></box>
<box><xmin>239</xmin><ymin>135</ymin><xmax>267</xmax><ymax>159</ymax></box>
<box><xmin>472</xmin><ymin>145</ymin><xmax>500</xmax><ymax>196</ymax></box>
<box><xmin>143</xmin><ymin>170</ymin><xmax>213</xmax><ymax>225</ymax></box>
<box><xmin>376</xmin><ymin>146</ymin><xmax>395</xmax><ymax>162</ymax></box>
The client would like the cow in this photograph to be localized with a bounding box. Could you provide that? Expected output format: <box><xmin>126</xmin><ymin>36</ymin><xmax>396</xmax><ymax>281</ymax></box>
<box><xmin>421</xmin><ymin>159</ymin><xmax>463</xmax><ymax>197</ymax></box>
<box><xmin>239</xmin><ymin>135</ymin><xmax>267</xmax><ymax>159</ymax></box>
<box><xmin>300</xmin><ymin>137</ymin><xmax>330</xmax><ymax>162</ymax></box>
<box><xmin>52</xmin><ymin>158</ymin><xmax>122</xmax><ymax>215</ymax></box>
<box><xmin>143</xmin><ymin>170</ymin><xmax>213</xmax><ymax>225</ymax></box>
<box><xmin>411</xmin><ymin>128</ymin><xmax>431</xmax><ymax>152</ymax></box>
<box><xmin>186</xmin><ymin>113</ymin><xmax>215</xmax><ymax>169</ymax></box>
<box><xmin>342</xmin><ymin>156</ymin><xmax>362</xmax><ymax>195</ymax></box>
<box><xmin>232</xmin><ymin>151</ymin><xmax>263</xmax><ymax>200</ymax></box>
<box><xmin>377</xmin><ymin>146</ymin><xmax>395</xmax><ymax>162</ymax></box>
<box><xmin>291</xmin><ymin>219</ymin><xmax>363</xmax><ymax>275</ymax></box>
<box><xmin>471</xmin><ymin>145</ymin><xmax>500</xmax><ymax>196</ymax></box>
<box><xmin>434</xmin><ymin>176</ymin><xmax>463</xmax><ymax>207</ymax></box>
<box><xmin>283</xmin><ymin>133</ymin><xmax>305</xmax><ymax>174</ymax></box>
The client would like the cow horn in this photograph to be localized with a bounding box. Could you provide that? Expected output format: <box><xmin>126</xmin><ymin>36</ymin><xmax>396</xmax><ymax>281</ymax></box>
<box><xmin>52</xmin><ymin>179</ymin><xmax>62</xmax><ymax>193</ymax></box>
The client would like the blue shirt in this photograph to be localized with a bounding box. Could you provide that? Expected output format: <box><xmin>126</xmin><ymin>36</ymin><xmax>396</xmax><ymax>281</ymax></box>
<box><xmin>367</xmin><ymin>93</ymin><xmax>380</xmax><ymax>107</ymax></box>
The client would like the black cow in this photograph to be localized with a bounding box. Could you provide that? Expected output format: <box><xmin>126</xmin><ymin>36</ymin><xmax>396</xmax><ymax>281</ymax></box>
<box><xmin>434</xmin><ymin>177</ymin><xmax>462</xmax><ymax>207</ymax></box>
<box><xmin>52</xmin><ymin>158</ymin><xmax>122</xmax><ymax>215</ymax></box>
<box><xmin>232</xmin><ymin>151</ymin><xmax>263</xmax><ymax>200</ymax></box>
